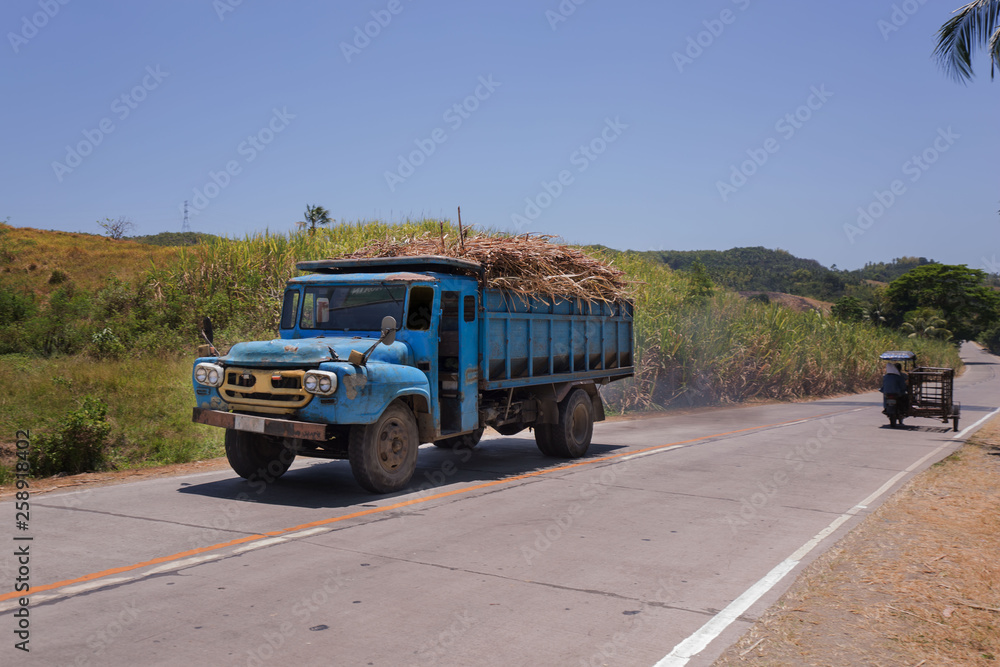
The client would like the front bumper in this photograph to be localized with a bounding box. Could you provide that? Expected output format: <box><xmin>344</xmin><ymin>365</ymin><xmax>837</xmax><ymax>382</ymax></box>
<box><xmin>192</xmin><ymin>408</ymin><xmax>328</xmax><ymax>440</ymax></box>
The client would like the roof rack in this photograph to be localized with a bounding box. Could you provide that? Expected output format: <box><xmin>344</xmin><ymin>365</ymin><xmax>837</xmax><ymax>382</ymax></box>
<box><xmin>879</xmin><ymin>350</ymin><xmax>917</xmax><ymax>361</ymax></box>
<box><xmin>296</xmin><ymin>255</ymin><xmax>484</xmax><ymax>277</ymax></box>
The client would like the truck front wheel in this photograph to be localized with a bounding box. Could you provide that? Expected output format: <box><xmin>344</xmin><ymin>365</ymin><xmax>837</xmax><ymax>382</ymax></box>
<box><xmin>225</xmin><ymin>429</ymin><xmax>295</xmax><ymax>482</ymax></box>
<box><xmin>537</xmin><ymin>389</ymin><xmax>593</xmax><ymax>458</ymax></box>
<box><xmin>349</xmin><ymin>400</ymin><xmax>419</xmax><ymax>493</ymax></box>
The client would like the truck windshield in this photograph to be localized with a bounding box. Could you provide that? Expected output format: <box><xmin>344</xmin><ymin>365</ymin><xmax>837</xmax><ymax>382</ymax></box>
<box><xmin>300</xmin><ymin>284</ymin><xmax>406</xmax><ymax>332</ymax></box>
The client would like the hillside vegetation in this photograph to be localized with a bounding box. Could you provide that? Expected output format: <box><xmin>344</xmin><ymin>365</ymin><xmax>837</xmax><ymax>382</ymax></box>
<box><xmin>636</xmin><ymin>247</ymin><xmax>944</xmax><ymax>302</ymax></box>
<box><xmin>0</xmin><ymin>222</ymin><xmax>961</xmax><ymax>481</ymax></box>
<box><xmin>0</xmin><ymin>223</ymin><xmax>183</xmax><ymax>297</ymax></box>
<box><xmin>127</xmin><ymin>231</ymin><xmax>220</xmax><ymax>247</ymax></box>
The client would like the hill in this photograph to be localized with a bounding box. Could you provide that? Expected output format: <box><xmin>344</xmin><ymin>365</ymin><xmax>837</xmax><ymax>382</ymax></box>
<box><xmin>129</xmin><ymin>231</ymin><xmax>220</xmax><ymax>246</ymax></box>
<box><xmin>842</xmin><ymin>256</ymin><xmax>936</xmax><ymax>283</ymax></box>
<box><xmin>635</xmin><ymin>247</ymin><xmax>848</xmax><ymax>300</ymax></box>
<box><xmin>0</xmin><ymin>223</ymin><xmax>183</xmax><ymax>298</ymax></box>
<box><xmin>633</xmin><ymin>247</ymin><xmax>944</xmax><ymax>303</ymax></box>
<box><xmin>737</xmin><ymin>291</ymin><xmax>833</xmax><ymax>315</ymax></box>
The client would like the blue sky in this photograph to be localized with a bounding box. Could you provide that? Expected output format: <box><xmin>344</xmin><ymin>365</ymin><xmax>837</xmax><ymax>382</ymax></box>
<box><xmin>2</xmin><ymin>0</ymin><xmax>998</xmax><ymax>270</ymax></box>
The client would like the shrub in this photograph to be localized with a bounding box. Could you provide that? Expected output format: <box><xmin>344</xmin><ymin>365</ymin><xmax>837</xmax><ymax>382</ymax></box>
<box><xmin>29</xmin><ymin>397</ymin><xmax>112</xmax><ymax>476</ymax></box>
<box><xmin>24</xmin><ymin>282</ymin><xmax>91</xmax><ymax>356</ymax></box>
<box><xmin>0</xmin><ymin>286</ymin><xmax>35</xmax><ymax>323</ymax></box>
<box><xmin>832</xmin><ymin>296</ymin><xmax>865</xmax><ymax>322</ymax></box>
<box><xmin>89</xmin><ymin>327</ymin><xmax>126</xmax><ymax>359</ymax></box>
<box><xmin>979</xmin><ymin>325</ymin><xmax>1000</xmax><ymax>355</ymax></box>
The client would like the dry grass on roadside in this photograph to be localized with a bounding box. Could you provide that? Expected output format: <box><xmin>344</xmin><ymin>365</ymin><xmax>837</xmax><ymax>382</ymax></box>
<box><xmin>715</xmin><ymin>418</ymin><xmax>1000</xmax><ymax>666</ymax></box>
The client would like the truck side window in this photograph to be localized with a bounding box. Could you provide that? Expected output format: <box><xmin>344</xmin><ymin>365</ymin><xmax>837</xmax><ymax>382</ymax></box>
<box><xmin>300</xmin><ymin>291</ymin><xmax>315</xmax><ymax>328</ymax></box>
<box><xmin>463</xmin><ymin>295</ymin><xmax>476</xmax><ymax>322</ymax></box>
<box><xmin>280</xmin><ymin>290</ymin><xmax>300</xmax><ymax>329</ymax></box>
<box><xmin>407</xmin><ymin>286</ymin><xmax>435</xmax><ymax>330</ymax></box>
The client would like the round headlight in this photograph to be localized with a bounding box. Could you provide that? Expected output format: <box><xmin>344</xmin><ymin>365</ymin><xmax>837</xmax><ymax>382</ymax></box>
<box><xmin>319</xmin><ymin>376</ymin><xmax>332</xmax><ymax>393</ymax></box>
<box><xmin>304</xmin><ymin>374</ymin><xmax>318</xmax><ymax>392</ymax></box>
<box><xmin>195</xmin><ymin>367</ymin><xmax>208</xmax><ymax>383</ymax></box>
<box><xmin>207</xmin><ymin>369</ymin><xmax>220</xmax><ymax>385</ymax></box>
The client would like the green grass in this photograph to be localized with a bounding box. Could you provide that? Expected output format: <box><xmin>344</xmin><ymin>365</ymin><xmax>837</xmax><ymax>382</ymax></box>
<box><xmin>0</xmin><ymin>354</ymin><xmax>224</xmax><ymax>476</ymax></box>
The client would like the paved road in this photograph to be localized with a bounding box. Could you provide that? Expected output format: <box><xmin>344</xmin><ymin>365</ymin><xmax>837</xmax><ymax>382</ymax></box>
<box><xmin>3</xmin><ymin>343</ymin><xmax>998</xmax><ymax>666</ymax></box>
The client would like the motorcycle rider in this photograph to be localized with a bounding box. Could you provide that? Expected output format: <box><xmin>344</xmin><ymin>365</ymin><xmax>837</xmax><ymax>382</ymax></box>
<box><xmin>880</xmin><ymin>362</ymin><xmax>908</xmax><ymax>425</ymax></box>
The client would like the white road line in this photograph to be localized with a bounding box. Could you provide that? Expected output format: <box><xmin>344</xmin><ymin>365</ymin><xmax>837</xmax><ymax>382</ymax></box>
<box><xmin>58</xmin><ymin>576</ymin><xmax>139</xmax><ymax>597</ymax></box>
<box><xmin>232</xmin><ymin>536</ymin><xmax>287</xmax><ymax>554</ymax></box>
<box><xmin>953</xmin><ymin>407</ymin><xmax>1000</xmax><ymax>440</ymax></box>
<box><xmin>654</xmin><ymin>436</ymin><xmax>959</xmax><ymax>667</ymax></box>
<box><xmin>0</xmin><ymin>577</ymin><xmax>138</xmax><ymax>613</ymax></box>
<box><xmin>0</xmin><ymin>525</ymin><xmax>340</xmax><ymax>613</ymax></box>
<box><xmin>284</xmin><ymin>527</ymin><xmax>333</xmax><ymax>539</ymax></box>
<box><xmin>144</xmin><ymin>553</ymin><xmax>225</xmax><ymax>576</ymax></box>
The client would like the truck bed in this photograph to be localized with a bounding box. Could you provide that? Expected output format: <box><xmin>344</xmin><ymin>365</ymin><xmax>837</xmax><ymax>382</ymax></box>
<box><xmin>480</xmin><ymin>289</ymin><xmax>633</xmax><ymax>390</ymax></box>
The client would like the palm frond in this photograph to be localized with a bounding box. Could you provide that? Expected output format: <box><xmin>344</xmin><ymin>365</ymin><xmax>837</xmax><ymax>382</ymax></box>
<box><xmin>933</xmin><ymin>0</ymin><xmax>1000</xmax><ymax>82</ymax></box>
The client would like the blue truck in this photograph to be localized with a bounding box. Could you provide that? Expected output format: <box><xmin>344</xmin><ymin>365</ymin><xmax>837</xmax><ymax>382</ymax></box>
<box><xmin>192</xmin><ymin>255</ymin><xmax>634</xmax><ymax>493</ymax></box>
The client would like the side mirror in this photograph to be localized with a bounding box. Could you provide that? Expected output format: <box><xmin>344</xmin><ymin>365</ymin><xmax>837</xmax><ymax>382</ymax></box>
<box><xmin>381</xmin><ymin>316</ymin><xmax>397</xmax><ymax>346</ymax></box>
<box><xmin>350</xmin><ymin>316</ymin><xmax>399</xmax><ymax>366</ymax></box>
<box><xmin>200</xmin><ymin>317</ymin><xmax>218</xmax><ymax>356</ymax></box>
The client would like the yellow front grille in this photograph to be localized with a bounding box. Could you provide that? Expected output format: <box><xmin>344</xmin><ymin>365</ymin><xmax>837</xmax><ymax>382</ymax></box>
<box><xmin>221</xmin><ymin>368</ymin><xmax>312</xmax><ymax>415</ymax></box>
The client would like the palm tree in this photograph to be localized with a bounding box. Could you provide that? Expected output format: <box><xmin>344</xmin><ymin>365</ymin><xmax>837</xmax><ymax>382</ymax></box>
<box><xmin>297</xmin><ymin>204</ymin><xmax>332</xmax><ymax>235</ymax></box>
<box><xmin>901</xmin><ymin>308</ymin><xmax>953</xmax><ymax>341</ymax></box>
<box><xmin>934</xmin><ymin>1</ymin><xmax>1000</xmax><ymax>82</ymax></box>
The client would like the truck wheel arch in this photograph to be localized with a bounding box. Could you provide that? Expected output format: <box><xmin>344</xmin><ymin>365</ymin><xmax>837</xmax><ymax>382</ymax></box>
<box><xmin>398</xmin><ymin>392</ymin><xmax>434</xmax><ymax>443</ymax></box>
<box><xmin>536</xmin><ymin>381</ymin><xmax>605</xmax><ymax>424</ymax></box>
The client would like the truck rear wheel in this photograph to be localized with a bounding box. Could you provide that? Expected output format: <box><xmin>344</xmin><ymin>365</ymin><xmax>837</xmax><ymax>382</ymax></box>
<box><xmin>538</xmin><ymin>389</ymin><xmax>593</xmax><ymax>458</ymax></box>
<box><xmin>349</xmin><ymin>400</ymin><xmax>419</xmax><ymax>493</ymax></box>
<box><xmin>433</xmin><ymin>427</ymin><xmax>484</xmax><ymax>450</ymax></box>
<box><xmin>534</xmin><ymin>425</ymin><xmax>557</xmax><ymax>456</ymax></box>
<box><xmin>225</xmin><ymin>428</ymin><xmax>295</xmax><ymax>482</ymax></box>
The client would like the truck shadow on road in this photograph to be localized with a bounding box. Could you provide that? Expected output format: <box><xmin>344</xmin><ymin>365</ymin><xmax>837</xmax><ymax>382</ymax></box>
<box><xmin>177</xmin><ymin>439</ymin><xmax>627</xmax><ymax>510</ymax></box>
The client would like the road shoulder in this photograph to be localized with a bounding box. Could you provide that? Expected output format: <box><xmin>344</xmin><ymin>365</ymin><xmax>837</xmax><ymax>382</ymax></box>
<box><xmin>715</xmin><ymin>417</ymin><xmax>1000</xmax><ymax>666</ymax></box>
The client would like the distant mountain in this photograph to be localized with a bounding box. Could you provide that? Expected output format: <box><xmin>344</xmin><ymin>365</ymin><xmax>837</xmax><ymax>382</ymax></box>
<box><xmin>841</xmin><ymin>256</ymin><xmax>936</xmax><ymax>283</ymax></box>
<box><xmin>634</xmin><ymin>247</ymin><xmax>848</xmax><ymax>300</ymax></box>
<box><xmin>129</xmin><ymin>231</ymin><xmax>219</xmax><ymax>246</ymax></box>
<box><xmin>631</xmin><ymin>247</ymin><xmax>940</xmax><ymax>302</ymax></box>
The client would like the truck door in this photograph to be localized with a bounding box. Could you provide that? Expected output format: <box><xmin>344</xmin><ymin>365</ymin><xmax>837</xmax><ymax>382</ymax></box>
<box><xmin>438</xmin><ymin>289</ymin><xmax>480</xmax><ymax>434</ymax></box>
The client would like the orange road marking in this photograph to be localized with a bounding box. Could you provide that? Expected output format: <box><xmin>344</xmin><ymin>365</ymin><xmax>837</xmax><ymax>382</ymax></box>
<box><xmin>1</xmin><ymin>410</ymin><xmax>848</xmax><ymax>604</ymax></box>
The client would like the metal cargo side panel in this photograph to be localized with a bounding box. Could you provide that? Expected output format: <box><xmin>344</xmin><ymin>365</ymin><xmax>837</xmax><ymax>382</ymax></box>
<box><xmin>481</xmin><ymin>289</ymin><xmax>634</xmax><ymax>390</ymax></box>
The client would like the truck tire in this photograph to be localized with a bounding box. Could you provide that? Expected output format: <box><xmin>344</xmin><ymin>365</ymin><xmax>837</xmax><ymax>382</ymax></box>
<box><xmin>225</xmin><ymin>428</ymin><xmax>295</xmax><ymax>482</ymax></box>
<box><xmin>534</xmin><ymin>424</ymin><xmax>558</xmax><ymax>456</ymax></box>
<box><xmin>349</xmin><ymin>400</ymin><xmax>419</xmax><ymax>493</ymax></box>
<box><xmin>433</xmin><ymin>427</ymin><xmax>484</xmax><ymax>450</ymax></box>
<box><xmin>541</xmin><ymin>389</ymin><xmax>594</xmax><ymax>458</ymax></box>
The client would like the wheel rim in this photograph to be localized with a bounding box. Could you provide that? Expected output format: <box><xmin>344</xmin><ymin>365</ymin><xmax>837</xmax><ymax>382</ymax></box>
<box><xmin>570</xmin><ymin>402</ymin><xmax>589</xmax><ymax>444</ymax></box>
<box><xmin>376</xmin><ymin>417</ymin><xmax>410</xmax><ymax>473</ymax></box>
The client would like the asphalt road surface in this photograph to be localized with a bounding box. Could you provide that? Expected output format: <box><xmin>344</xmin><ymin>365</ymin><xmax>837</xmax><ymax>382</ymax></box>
<box><xmin>3</xmin><ymin>343</ymin><xmax>998</xmax><ymax>667</ymax></box>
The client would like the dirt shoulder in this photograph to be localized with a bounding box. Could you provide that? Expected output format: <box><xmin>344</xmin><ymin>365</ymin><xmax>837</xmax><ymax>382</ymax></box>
<box><xmin>715</xmin><ymin>418</ymin><xmax>1000</xmax><ymax>666</ymax></box>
